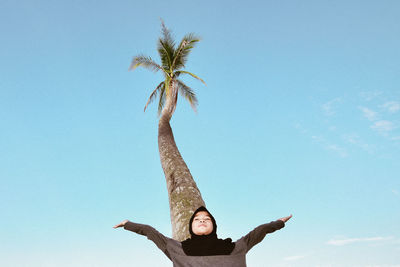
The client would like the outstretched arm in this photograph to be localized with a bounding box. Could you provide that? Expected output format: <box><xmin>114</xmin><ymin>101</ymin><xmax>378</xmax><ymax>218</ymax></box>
<box><xmin>240</xmin><ymin>214</ymin><xmax>292</xmax><ymax>252</ymax></box>
<box><xmin>114</xmin><ymin>220</ymin><xmax>171</xmax><ymax>259</ymax></box>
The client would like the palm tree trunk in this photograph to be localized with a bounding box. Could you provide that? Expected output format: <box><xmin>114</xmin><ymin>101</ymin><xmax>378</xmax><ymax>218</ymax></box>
<box><xmin>158</xmin><ymin>81</ymin><xmax>205</xmax><ymax>241</ymax></box>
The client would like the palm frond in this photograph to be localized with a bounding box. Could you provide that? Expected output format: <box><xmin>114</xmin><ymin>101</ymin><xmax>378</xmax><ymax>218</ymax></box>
<box><xmin>129</xmin><ymin>55</ymin><xmax>165</xmax><ymax>73</ymax></box>
<box><xmin>157</xmin><ymin>84</ymin><xmax>167</xmax><ymax>116</ymax></box>
<box><xmin>144</xmin><ymin>81</ymin><xmax>165</xmax><ymax>112</ymax></box>
<box><xmin>177</xmin><ymin>79</ymin><xmax>198</xmax><ymax>112</ymax></box>
<box><xmin>157</xmin><ymin>40</ymin><xmax>174</xmax><ymax>71</ymax></box>
<box><xmin>175</xmin><ymin>70</ymin><xmax>206</xmax><ymax>85</ymax></box>
<box><xmin>158</xmin><ymin>20</ymin><xmax>176</xmax><ymax>70</ymax></box>
<box><xmin>160</xmin><ymin>19</ymin><xmax>174</xmax><ymax>48</ymax></box>
<box><xmin>172</xmin><ymin>33</ymin><xmax>200</xmax><ymax>69</ymax></box>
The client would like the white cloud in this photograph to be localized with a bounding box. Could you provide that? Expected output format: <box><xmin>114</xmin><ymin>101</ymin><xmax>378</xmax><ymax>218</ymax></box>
<box><xmin>327</xmin><ymin>236</ymin><xmax>393</xmax><ymax>246</ymax></box>
<box><xmin>284</xmin><ymin>254</ymin><xmax>307</xmax><ymax>261</ymax></box>
<box><xmin>326</xmin><ymin>144</ymin><xmax>348</xmax><ymax>157</ymax></box>
<box><xmin>294</xmin><ymin>123</ymin><xmax>308</xmax><ymax>134</ymax></box>
<box><xmin>297</xmin><ymin>124</ymin><xmax>348</xmax><ymax>157</ymax></box>
<box><xmin>322</xmin><ymin>98</ymin><xmax>341</xmax><ymax>116</ymax></box>
<box><xmin>359</xmin><ymin>91</ymin><xmax>382</xmax><ymax>101</ymax></box>
<box><xmin>311</xmin><ymin>135</ymin><xmax>348</xmax><ymax>157</ymax></box>
<box><xmin>382</xmin><ymin>101</ymin><xmax>400</xmax><ymax>113</ymax></box>
<box><xmin>371</xmin><ymin>120</ymin><xmax>395</xmax><ymax>132</ymax></box>
<box><xmin>342</xmin><ymin>134</ymin><xmax>374</xmax><ymax>153</ymax></box>
<box><xmin>359</xmin><ymin>106</ymin><xmax>378</xmax><ymax>121</ymax></box>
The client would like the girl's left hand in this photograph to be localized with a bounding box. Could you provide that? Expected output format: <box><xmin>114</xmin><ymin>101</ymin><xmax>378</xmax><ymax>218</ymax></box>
<box><xmin>113</xmin><ymin>220</ymin><xmax>129</xmax><ymax>229</ymax></box>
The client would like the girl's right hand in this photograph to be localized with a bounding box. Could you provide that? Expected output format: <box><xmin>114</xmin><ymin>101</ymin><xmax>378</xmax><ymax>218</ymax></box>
<box><xmin>278</xmin><ymin>215</ymin><xmax>292</xmax><ymax>223</ymax></box>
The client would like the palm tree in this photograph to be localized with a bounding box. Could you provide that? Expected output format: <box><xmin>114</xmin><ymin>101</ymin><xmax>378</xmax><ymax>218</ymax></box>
<box><xmin>130</xmin><ymin>21</ymin><xmax>206</xmax><ymax>241</ymax></box>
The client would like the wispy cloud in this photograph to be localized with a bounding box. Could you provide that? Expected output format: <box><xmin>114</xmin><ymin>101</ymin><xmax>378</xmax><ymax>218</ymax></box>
<box><xmin>284</xmin><ymin>254</ymin><xmax>307</xmax><ymax>261</ymax></box>
<box><xmin>359</xmin><ymin>106</ymin><xmax>378</xmax><ymax>121</ymax></box>
<box><xmin>312</xmin><ymin>135</ymin><xmax>348</xmax><ymax>157</ymax></box>
<box><xmin>327</xmin><ymin>236</ymin><xmax>393</xmax><ymax>246</ymax></box>
<box><xmin>295</xmin><ymin>123</ymin><xmax>348</xmax><ymax>157</ymax></box>
<box><xmin>326</xmin><ymin>144</ymin><xmax>348</xmax><ymax>157</ymax></box>
<box><xmin>358</xmin><ymin>103</ymin><xmax>398</xmax><ymax>140</ymax></box>
<box><xmin>342</xmin><ymin>134</ymin><xmax>374</xmax><ymax>153</ymax></box>
<box><xmin>322</xmin><ymin>98</ymin><xmax>341</xmax><ymax>116</ymax></box>
<box><xmin>371</xmin><ymin>120</ymin><xmax>395</xmax><ymax>133</ymax></box>
<box><xmin>294</xmin><ymin>123</ymin><xmax>308</xmax><ymax>135</ymax></box>
<box><xmin>382</xmin><ymin>101</ymin><xmax>400</xmax><ymax>113</ymax></box>
<box><xmin>359</xmin><ymin>90</ymin><xmax>382</xmax><ymax>101</ymax></box>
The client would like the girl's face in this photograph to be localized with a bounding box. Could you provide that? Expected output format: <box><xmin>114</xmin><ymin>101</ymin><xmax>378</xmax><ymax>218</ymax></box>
<box><xmin>191</xmin><ymin>211</ymin><xmax>213</xmax><ymax>235</ymax></box>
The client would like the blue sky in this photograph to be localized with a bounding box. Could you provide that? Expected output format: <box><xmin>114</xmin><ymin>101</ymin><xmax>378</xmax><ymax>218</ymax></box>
<box><xmin>1</xmin><ymin>0</ymin><xmax>399</xmax><ymax>266</ymax></box>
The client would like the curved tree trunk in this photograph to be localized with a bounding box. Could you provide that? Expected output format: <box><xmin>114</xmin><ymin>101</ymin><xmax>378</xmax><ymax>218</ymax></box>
<box><xmin>158</xmin><ymin>81</ymin><xmax>205</xmax><ymax>241</ymax></box>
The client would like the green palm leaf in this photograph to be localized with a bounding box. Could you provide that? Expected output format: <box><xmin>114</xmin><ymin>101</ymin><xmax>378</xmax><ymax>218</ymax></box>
<box><xmin>158</xmin><ymin>39</ymin><xmax>174</xmax><ymax>71</ymax></box>
<box><xmin>130</xmin><ymin>55</ymin><xmax>166</xmax><ymax>74</ymax></box>
<box><xmin>157</xmin><ymin>85</ymin><xmax>167</xmax><ymax>115</ymax></box>
<box><xmin>158</xmin><ymin>20</ymin><xmax>175</xmax><ymax>70</ymax></box>
<box><xmin>172</xmin><ymin>33</ymin><xmax>200</xmax><ymax>70</ymax></box>
<box><xmin>177</xmin><ymin>79</ymin><xmax>198</xmax><ymax>112</ymax></box>
<box><xmin>175</xmin><ymin>70</ymin><xmax>206</xmax><ymax>85</ymax></box>
<box><xmin>160</xmin><ymin>19</ymin><xmax>175</xmax><ymax>49</ymax></box>
<box><xmin>144</xmin><ymin>81</ymin><xmax>165</xmax><ymax>112</ymax></box>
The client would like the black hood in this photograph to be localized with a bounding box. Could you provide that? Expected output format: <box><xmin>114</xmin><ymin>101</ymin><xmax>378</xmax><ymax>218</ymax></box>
<box><xmin>181</xmin><ymin>206</ymin><xmax>235</xmax><ymax>256</ymax></box>
<box><xmin>188</xmin><ymin>206</ymin><xmax>217</xmax><ymax>237</ymax></box>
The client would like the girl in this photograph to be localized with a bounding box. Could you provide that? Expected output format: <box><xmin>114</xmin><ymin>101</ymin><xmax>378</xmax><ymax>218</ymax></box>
<box><xmin>114</xmin><ymin>206</ymin><xmax>292</xmax><ymax>267</ymax></box>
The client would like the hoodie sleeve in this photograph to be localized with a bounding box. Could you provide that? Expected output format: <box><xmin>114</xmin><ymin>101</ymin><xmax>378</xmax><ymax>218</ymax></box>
<box><xmin>124</xmin><ymin>221</ymin><xmax>171</xmax><ymax>258</ymax></box>
<box><xmin>238</xmin><ymin>220</ymin><xmax>285</xmax><ymax>252</ymax></box>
